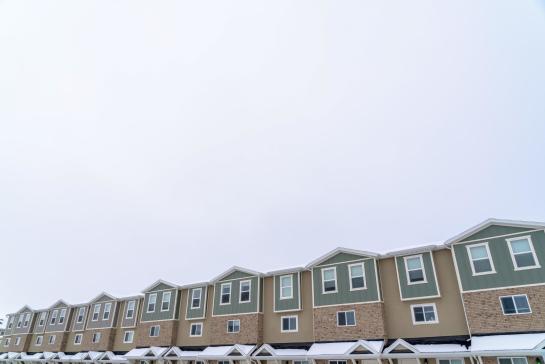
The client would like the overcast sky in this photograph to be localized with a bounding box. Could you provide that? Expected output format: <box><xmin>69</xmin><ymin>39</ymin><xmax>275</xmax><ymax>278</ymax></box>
<box><xmin>1</xmin><ymin>0</ymin><xmax>545</xmax><ymax>318</ymax></box>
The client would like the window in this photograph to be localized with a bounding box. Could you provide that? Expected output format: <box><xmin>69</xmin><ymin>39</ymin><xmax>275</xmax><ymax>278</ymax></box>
<box><xmin>439</xmin><ymin>360</ymin><xmax>463</xmax><ymax>364</ymax></box>
<box><xmin>349</xmin><ymin>263</ymin><xmax>366</xmax><ymax>290</ymax></box>
<box><xmin>322</xmin><ymin>267</ymin><xmax>337</xmax><ymax>293</ymax></box>
<box><xmin>4</xmin><ymin>338</ymin><xmax>10</xmax><ymax>347</ymax></box>
<box><xmin>218</xmin><ymin>361</ymin><xmax>230</xmax><ymax>364</ymax></box>
<box><xmin>294</xmin><ymin>361</ymin><xmax>309</xmax><ymax>364</ymax></box>
<box><xmin>161</xmin><ymin>291</ymin><xmax>171</xmax><ymax>311</ymax></box>
<box><xmin>126</xmin><ymin>300</ymin><xmax>136</xmax><ymax>319</ymax></box>
<box><xmin>190</xmin><ymin>323</ymin><xmax>203</xmax><ymax>337</ymax></box>
<box><xmin>38</xmin><ymin>312</ymin><xmax>46</xmax><ymax>326</ymax></box>
<box><xmin>405</xmin><ymin>255</ymin><xmax>427</xmax><ymax>284</ymax></box>
<box><xmin>281</xmin><ymin>316</ymin><xmax>298</xmax><ymax>332</ymax></box>
<box><xmin>36</xmin><ymin>335</ymin><xmax>43</xmax><ymax>346</ymax></box>
<box><xmin>103</xmin><ymin>303</ymin><xmax>112</xmax><ymax>320</ymax></box>
<box><xmin>227</xmin><ymin>319</ymin><xmax>240</xmax><ymax>333</ymax></box>
<box><xmin>337</xmin><ymin>310</ymin><xmax>356</xmax><ymax>326</ymax></box>
<box><xmin>329</xmin><ymin>361</ymin><xmax>347</xmax><ymax>364</ymax></box>
<box><xmin>507</xmin><ymin>236</ymin><xmax>540</xmax><ymax>270</ymax></box>
<box><xmin>74</xmin><ymin>334</ymin><xmax>82</xmax><ymax>345</ymax></box>
<box><xmin>147</xmin><ymin>293</ymin><xmax>157</xmax><ymax>312</ymax></box>
<box><xmin>50</xmin><ymin>310</ymin><xmax>58</xmax><ymax>325</ymax></box>
<box><xmin>220</xmin><ymin>283</ymin><xmax>231</xmax><ymax>305</ymax></box>
<box><xmin>76</xmin><ymin>307</ymin><xmax>85</xmax><ymax>323</ymax></box>
<box><xmin>467</xmin><ymin>243</ymin><xmax>495</xmax><ymax>275</ymax></box>
<box><xmin>23</xmin><ymin>313</ymin><xmax>30</xmax><ymax>327</ymax></box>
<box><xmin>191</xmin><ymin>288</ymin><xmax>202</xmax><ymax>309</ymax></box>
<box><xmin>92</xmin><ymin>304</ymin><xmax>101</xmax><ymax>321</ymax></box>
<box><xmin>92</xmin><ymin>332</ymin><xmax>101</xmax><ymax>343</ymax></box>
<box><xmin>17</xmin><ymin>315</ymin><xmax>23</xmax><ymax>328</ymax></box>
<box><xmin>15</xmin><ymin>337</ymin><xmax>20</xmax><ymax>346</ymax></box>
<box><xmin>500</xmin><ymin>295</ymin><xmax>531</xmax><ymax>315</ymax></box>
<box><xmin>59</xmin><ymin>308</ymin><xmax>66</xmax><ymax>324</ymax></box>
<box><xmin>279</xmin><ymin>275</ymin><xmax>293</xmax><ymax>299</ymax></box>
<box><xmin>123</xmin><ymin>330</ymin><xmax>134</xmax><ymax>343</ymax></box>
<box><xmin>7</xmin><ymin>317</ymin><xmax>13</xmax><ymax>329</ymax></box>
<box><xmin>149</xmin><ymin>325</ymin><xmax>160</xmax><ymax>337</ymax></box>
<box><xmin>498</xmin><ymin>358</ymin><xmax>528</xmax><ymax>364</ymax></box>
<box><xmin>239</xmin><ymin>280</ymin><xmax>251</xmax><ymax>303</ymax></box>
<box><xmin>49</xmin><ymin>335</ymin><xmax>56</xmax><ymax>344</ymax></box>
<box><xmin>411</xmin><ymin>303</ymin><xmax>438</xmax><ymax>324</ymax></box>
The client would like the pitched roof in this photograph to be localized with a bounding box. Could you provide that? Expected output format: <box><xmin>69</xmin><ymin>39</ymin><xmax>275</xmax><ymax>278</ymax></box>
<box><xmin>141</xmin><ymin>279</ymin><xmax>179</xmax><ymax>293</ymax></box>
<box><xmin>306</xmin><ymin>247</ymin><xmax>379</xmax><ymax>268</ymax></box>
<box><xmin>210</xmin><ymin>266</ymin><xmax>263</xmax><ymax>283</ymax></box>
<box><xmin>47</xmin><ymin>299</ymin><xmax>70</xmax><ymax>309</ymax></box>
<box><xmin>88</xmin><ymin>292</ymin><xmax>117</xmax><ymax>303</ymax></box>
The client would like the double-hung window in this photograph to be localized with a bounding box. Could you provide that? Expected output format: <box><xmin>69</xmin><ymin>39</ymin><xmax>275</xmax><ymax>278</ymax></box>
<box><xmin>281</xmin><ymin>315</ymin><xmax>298</xmax><ymax>332</ymax></box>
<box><xmin>190</xmin><ymin>322</ymin><xmax>203</xmax><ymax>337</ymax></box>
<box><xmin>123</xmin><ymin>330</ymin><xmax>134</xmax><ymax>343</ymax></box>
<box><xmin>149</xmin><ymin>325</ymin><xmax>160</xmax><ymax>337</ymax></box>
<box><xmin>15</xmin><ymin>337</ymin><xmax>20</xmax><ymax>346</ymax></box>
<box><xmin>349</xmin><ymin>262</ymin><xmax>366</xmax><ymax>290</ymax></box>
<box><xmin>126</xmin><ymin>300</ymin><xmax>135</xmax><ymax>319</ymax></box>
<box><xmin>279</xmin><ymin>275</ymin><xmax>293</xmax><ymax>299</ymax></box>
<box><xmin>161</xmin><ymin>291</ymin><xmax>171</xmax><ymax>311</ymax></box>
<box><xmin>322</xmin><ymin>267</ymin><xmax>337</xmax><ymax>293</ymax></box>
<box><xmin>500</xmin><ymin>295</ymin><xmax>531</xmax><ymax>315</ymax></box>
<box><xmin>59</xmin><ymin>309</ymin><xmax>66</xmax><ymax>324</ymax></box>
<box><xmin>4</xmin><ymin>338</ymin><xmax>10</xmax><ymax>347</ymax></box>
<box><xmin>405</xmin><ymin>255</ymin><xmax>426</xmax><ymax>284</ymax></box>
<box><xmin>411</xmin><ymin>303</ymin><xmax>438</xmax><ymax>324</ymax></box>
<box><xmin>76</xmin><ymin>307</ymin><xmax>85</xmax><ymax>323</ymax></box>
<box><xmin>36</xmin><ymin>336</ymin><xmax>43</xmax><ymax>346</ymax></box>
<box><xmin>191</xmin><ymin>288</ymin><xmax>202</xmax><ymax>309</ymax></box>
<box><xmin>507</xmin><ymin>236</ymin><xmax>540</xmax><ymax>270</ymax></box>
<box><xmin>498</xmin><ymin>358</ymin><xmax>528</xmax><ymax>364</ymax></box>
<box><xmin>16</xmin><ymin>315</ymin><xmax>23</xmax><ymax>328</ymax></box>
<box><xmin>23</xmin><ymin>313</ymin><xmax>30</xmax><ymax>327</ymax></box>
<box><xmin>467</xmin><ymin>243</ymin><xmax>495</xmax><ymax>275</ymax></box>
<box><xmin>103</xmin><ymin>303</ymin><xmax>112</xmax><ymax>320</ymax></box>
<box><xmin>227</xmin><ymin>319</ymin><xmax>240</xmax><ymax>333</ymax></box>
<box><xmin>74</xmin><ymin>334</ymin><xmax>82</xmax><ymax>345</ymax></box>
<box><xmin>220</xmin><ymin>283</ymin><xmax>231</xmax><ymax>304</ymax></box>
<box><xmin>147</xmin><ymin>293</ymin><xmax>157</xmax><ymax>312</ymax></box>
<box><xmin>49</xmin><ymin>335</ymin><xmax>56</xmax><ymax>344</ymax></box>
<box><xmin>337</xmin><ymin>310</ymin><xmax>356</xmax><ymax>326</ymax></box>
<box><xmin>50</xmin><ymin>310</ymin><xmax>58</xmax><ymax>325</ymax></box>
<box><xmin>92</xmin><ymin>304</ymin><xmax>100</xmax><ymax>321</ymax></box>
<box><xmin>92</xmin><ymin>332</ymin><xmax>101</xmax><ymax>343</ymax></box>
<box><xmin>329</xmin><ymin>361</ymin><xmax>347</xmax><ymax>364</ymax></box>
<box><xmin>240</xmin><ymin>280</ymin><xmax>251</xmax><ymax>303</ymax></box>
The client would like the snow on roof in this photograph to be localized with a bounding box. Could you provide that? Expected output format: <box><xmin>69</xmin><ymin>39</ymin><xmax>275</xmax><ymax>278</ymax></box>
<box><xmin>7</xmin><ymin>353</ymin><xmax>22</xmax><ymax>360</ymax></box>
<box><xmin>21</xmin><ymin>353</ymin><xmax>42</xmax><ymax>360</ymax></box>
<box><xmin>0</xmin><ymin>354</ymin><xmax>7</xmax><ymax>360</ymax></box>
<box><xmin>381</xmin><ymin>243</ymin><xmax>444</xmax><ymax>257</ymax></box>
<box><xmin>272</xmin><ymin>348</ymin><xmax>309</xmax><ymax>356</ymax></box>
<box><xmin>164</xmin><ymin>347</ymin><xmax>202</xmax><ymax>359</ymax></box>
<box><xmin>306</xmin><ymin>247</ymin><xmax>379</xmax><ymax>268</ymax></box>
<box><xmin>200</xmin><ymin>345</ymin><xmax>255</xmax><ymax>357</ymax></box>
<box><xmin>124</xmin><ymin>347</ymin><xmax>168</xmax><ymax>359</ymax></box>
<box><xmin>471</xmin><ymin>333</ymin><xmax>545</xmax><ymax>352</ymax></box>
<box><xmin>308</xmin><ymin>341</ymin><xmax>356</xmax><ymax>355</ymax></box>
<box><xmin>413</xmin><ymin>344</ymin><xmax>468</xmax><ymax>353</ymax></box>
<box><xmin>97</xmin><ymin>352</ymin><xmax>127</xmax><ymax>362</ymax></box>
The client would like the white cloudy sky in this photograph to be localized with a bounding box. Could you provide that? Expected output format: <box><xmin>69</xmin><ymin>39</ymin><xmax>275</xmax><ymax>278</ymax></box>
<box><xmin>1</xmin><ymin>0</ymin><xmax>545</xmax><ymax>318</ymax></box>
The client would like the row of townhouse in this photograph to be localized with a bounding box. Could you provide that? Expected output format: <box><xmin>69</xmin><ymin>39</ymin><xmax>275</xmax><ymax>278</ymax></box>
<box><xmin>1</xmin><ymin>218</ymin><xmax>545</xmax><ymax>364</ymax></box>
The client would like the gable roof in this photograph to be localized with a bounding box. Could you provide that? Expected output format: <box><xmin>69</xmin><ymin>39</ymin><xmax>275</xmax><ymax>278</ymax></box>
<box><xmin>383</xmin><ymin>339</ymin><xmax>418</xmax><ymax>354</ymax></box>
<box><xmin>306</xmin><ymin>247</ymin><xmax>379</xmax><ymax>268</ymax></box>
<box><xmin>444</xmin><ymin>218</ymin><xmax>545</xmax><ymax>246</ymax></box>
<box><xmin>210</xmin><ymin>266</ymin><xmax>263</xmax><ymax>283</ymax></box>
<box><xmin>47</xmin><ymin>299</ymin><xmax>70</xmax><ymax>309</ymax></box>
<box><xmin>141</xmin><ymin>279</ymin><xmax>179</xmax><ymax>293</ymax></box>
<box><xmin>15</xmin><ymin>305</ymin><xmax>34</xmax><ymax>314</ymax></box>
<box><xmin>88</xmin><ymin>292</ymin><xmax>117</xmax><ymax>303</ymax></box>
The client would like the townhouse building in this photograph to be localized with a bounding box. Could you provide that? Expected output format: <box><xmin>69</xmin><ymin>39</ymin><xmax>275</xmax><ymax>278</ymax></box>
<box><xmin>1</xmin><ymin>218</ymin><xmax>545</xmax><ymax>364</ymax></box>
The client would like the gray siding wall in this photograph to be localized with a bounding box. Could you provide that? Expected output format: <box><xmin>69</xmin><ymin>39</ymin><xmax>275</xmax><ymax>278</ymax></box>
<box><xmin>86</xmin><ymin>300</ymin><xmax>117</xmax><ymax>329</ymax></box>
<box><xmin>11</xmin><ymin>310</ymin><xmax>33</xmax><ymax>335</ymax></box>
<box><xmin>453</xmin><ymin>228</ymin><xmax>545</xmax><ymax>291</ymax></box>
<box><xmin>186</xmin><ymin>286</ymin><xmax>207</xmax><ymax>319</ymax></box>
<box><xmin>44</xmin><ymin>304</ymin><xmax>70</xmax><ymax>333</ymax></box>
<box><xmin>312</xmin><ymin>258</ymin><xmax>380</xmax><ymax>307</ymax></box>
<box><xmin>141</xmin><ymin>289</ymin><xmax>177</xmax><ymax>322</ymax></box>
<box><xmin>32</xmin><ymin>311</ymin><xmax>48</xmax><ymax>334</ymax></box>
<box><xmin>395</xmin><ymin>251</ymin><xmax>440</xmax><ymax>300</ymax></box>
<box><xmin>120</xmin><ymin>299</ymin><xmax>140</xmax><ymax>327</ymax></box>
<box><xmin>212</xmin><ymin>275</ymin><xmax>260</xmax><ymax>316</ymax></box>
<box><xmin>273</xmin><ymin>272</ymin><xmax>301</xmax><ymax>312</ymax></box>
<box><xmin>71</xmin><ymin>306</ymin><xmax>88</xmax><ymax>331</ymax></box>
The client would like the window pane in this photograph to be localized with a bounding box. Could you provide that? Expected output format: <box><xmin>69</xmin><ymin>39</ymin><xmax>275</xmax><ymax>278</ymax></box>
<box><xmin>413</xmin><ymin>307</ymin><xmax>424</xmax><ymax>322</ymax></box>
<box><xmin>337</xmin><ymin>312</ymin><xmax>346</xmax><ymax>326</ymax></box>
<box><xmin>352</xmin><ymin>276</ymin><xmax>365</xmax><ymax>288</ymax></box>
<box><xmin>514</xmin><ymin>253</ymin><xmax>536</xmax><ymax>268</ymax></box>
<box><xmin>473</xmin><ymin>259</ymin><xmax>492</xmax><ymax>273</ymax></box>
<box><xmin>423</xmin><ymin>306</ymin><xmax>436</xmax><ymax>321</ymax></box>
<box><xmin>324</xmin><ymin>280</ymin><xmax>336</xmax><ymax>292</ymax></box>
<box><xmin>512</xmin><ymin>358</ymin><xmax>527</xmax><ymax>364</ymax></box>
<box><xmin>407</xmin><ymin>257</ymin><xmax>422</xmax><ymax>270</ymax></box>
<box><xmin>513</xmin><ymin>296</ymin><xmax>530</xmax><ymax>313</ymax></box>
<box><xmin>409</xmin><ymin>269</ymin><xmax>424</xmax><ymax>282</ymax></box>
<box><xmin>498</xmin><ymin>359</ymin><xmax>511</xmax><ymax>364</ymax></box>
<box><xmin>281</xmin><ymin>286</ymin><xmax>292</xmax><ymax>298</ymax></box>
<box><xmin>501</xmin><ymin>297</ymin><xmax>516</xmax><ymax>314</ymax></box>
<box><xmin>469</xmin><ymin>246</ymin><xmax>488</xmax><ymax>259</ymax></box>
<box><xmin>324</xmin><ymin>269</ymin><xmax>335</xmax><ymax>281</ymax></box>
<box><xmin>511</xmin><ymin>239</ymin><xmax>531</xmax><ymax>253</ymax></box>
<box><xmin>350</xmin><ymin>264</ymin><xmax>363</xmax><ymax>277</ymax></box>
<box><xmin>346</xmin><ymin>311</ymin><xmax>355</xmax><ymax>325</ymax></box>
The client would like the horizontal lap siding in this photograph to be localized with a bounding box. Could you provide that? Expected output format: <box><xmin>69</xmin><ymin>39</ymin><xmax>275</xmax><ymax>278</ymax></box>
<box><xmin>396</xmin><ymin>251</ymin><xmax>440</xmax><ymax>299</ymax></box>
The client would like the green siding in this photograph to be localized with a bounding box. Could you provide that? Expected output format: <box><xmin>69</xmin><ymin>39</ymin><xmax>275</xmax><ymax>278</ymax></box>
<box><xmin>222</xmin><ymin>271</ymin><xmax>255</xmax><ymax>281</ymax></box>
<box><xmin>213</xmin><ymin>275</ymin><xmax>260</xmax><ymax>315</ymax></box>
<box><xmin>274</xmin><ymin>273</ymin><xmax>300</xmax><ymax>311</ymax></box>
<box><xmin>460</xmin><ymin>225</ymin><xmax>534</xmax><ymax>242</ymax></box>
<box><xmin>313</xmin><ymin>258</ymin><xmax>380</xmax><ymax>306</ymax></box>
<box><xmin>320</xmin><ymin>252</ymin><xmax>373</xmax><ymax>266</ymax></box>
<box><xmin>186</xmin><ymin>286</ymin><xmax>207</xmax><ymax>319</ymax></box>
<box><xmin>395</xmin><ymin>252</ymin><xmax>439</xmax><ymax>299</ymax></box>
<box><xmin>454</xmin><ymin>229</ymin><xmax>545</xmax><ymax>291</ymax></box>
<box><xmin>145</xmin><ymin>282</ymin><xmax>176</xmax><ymax>292</ymax></box>
<box><xmin>141</xmin><ymin>289</ymin><xmax>177</xmax><ymax>321</ymax></box>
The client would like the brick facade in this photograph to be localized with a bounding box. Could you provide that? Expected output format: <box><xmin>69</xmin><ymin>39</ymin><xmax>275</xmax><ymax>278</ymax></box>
<box><xmin>209</xmin><ymin>314</ymin><xmax>263</xmax><ymax>345</ymax></box>
<box><xmin>313</xmin><ymin>302</ymin><xmax>387</xmax><ymax>341</ymax></box>
<box><xmin>135</xmin><ymin>320</ymin><xmax>177</xmax><ymax>347</ymax></box>
<box><xmin>462</xmin><ymin>285</ymin><xmax>545</xmax><ymax>334</ymax></box>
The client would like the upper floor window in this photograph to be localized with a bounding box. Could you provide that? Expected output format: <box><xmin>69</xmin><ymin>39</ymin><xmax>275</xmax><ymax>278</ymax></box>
<box><xmin>281</xmin><ymin>315</ymin><xmax>298</xmax><ymax>332</ymax></box>
<box><xmin>500</xmin><ymin>295</ymin><xmax>531</xmax><ymax>315</ymax></box>
<box><xmin>74</xmin><ymin>334</ymin><xmax>82</xmax><ymax>345</ymax></box>
<box><xmin>58</xmin><ymin>309</ymin><xmax>66</xmax><ymax>324</ymax></box>
<box><xmin>239</xmin><ymin>280</ymin><xmax>251</xmax><ymax>303</ymax></box>
<box><xmin>23</xmin><ymin>313</ymin><xmax>30</xmax><ymax>327</ymax></box>
<box><xmin>17</xmin><ymin>315</ymin><xmax>23</xmax><ymax>328</ymax></box>
<box><xmin>411</xmin><ymin>303</ymin><xmax>438</xmax><ymax>324</ymax></box>
<box><xmin>50</xmin><ymin>310</ymin><xmax>58</xmax><ymax>325</ymax></box>
<box><xmin>349</xmin><ymin>263</ymin><xmax>366</xmax><ymax>290</ymax></box>
<box><xmin>38</xmin><ymin>312</ymin><xmax>46</xmax><ymax>326</ymax></box>
<box><xmin>220</xmin><ymin>283</ymin><xmax>231</xmax><ymax>305</ymax></box>
<box><xmin>227</xmin><ymin>319</ymin><xmax>240</xmax><ymax>333</ymax></box>
<box><xmin>337</xmin><ymin>310</ymin><xmax>356</xmax><ymax>326</ymax></box>
<box><xmin>279</xmin><ymin>275</ymin><xmax>293</xmax><ymax>299</ymax></box>
<box><xmin>506</xmin><ymin>236</ymin><xmax>540</xmax><ymax>270</ymax></box>
<box><xmin>161</xmin><ymin>291</ymin><xmax>171</xmax><ymax>311</ymax></box>
<box><xmin>103</xmin><ymin>303</ymin><xmax>112</xmax><ymax>320</ymax></box>
<box><xmin>149</xmin><ymin>325</ymin><xmax>160</xmax><ymax>337</ymax></box>
<box><xmin>147</xmin><ymin>293</ymin><xmax>157</xmax><ymax>312</ymax></box>
<box><xmin>92</xmin><ymin>304</ymin><xmax>101</xmax><ymax>321</ymax></box>
<box><xmin>92</xmin><ymin>332</ymin><xmax>101</xmax><ymax>343</ymax></box>
<box><xmin>191</xmin><ymin>288</ymin><xmax>202</xmax><ymax>309</ymax></box>
<box><xmin>48</xmin><ymin>334</ymin><xmax>56</xmax><ymax>344</ymax></box>
<box><xmin>76</xmin><ymin>307</ymin><xmax>85</xmax><ymax>323</ymax></box>
<box><xmin>190</xmin><ymin>322</ymin><xmax>203</xmax><ymax>337</ymax></box>
<box><xmin>35</xmin><ymin>335</ymin><xmax>43</xmax><ymax>346</ymax></box>
<box><xmin>467</xmin><ymin>243</ymin><xmax>495</xmax><ymax>275</ymax></box>
<box><xmin>7</xmin><ymin>317</ymin><xmax>13</xmax><ymax>329</ymax></box>
<box><xmin>405</xmin><ymin>255</ymin><xmax>427</xmax><ymax>284</ymax></box>
<box><xmin>498</xmin><ymin>358</ymin><xmax>528</xmax><ymax>364</ymax></box>
<box><xmin>322</xmin><ymin>267</ymin><xmax>337</xmax><ymax>293</ymax></box>
<box><xmin>123</xmin><ymin>330</ymin><xmax>134</xmax><ymax>343</ymax></box>
<box><xmin>126</xmin><ymin>300</ymin><xmax>136</xmax><ymax>319</ymax></box>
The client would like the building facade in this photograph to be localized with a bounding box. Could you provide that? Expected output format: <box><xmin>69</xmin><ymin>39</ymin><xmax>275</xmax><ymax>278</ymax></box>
<box><xmin>1</xmin><ymin>218</ymin><xmax>545</xmax><ymax>364</ymax></box>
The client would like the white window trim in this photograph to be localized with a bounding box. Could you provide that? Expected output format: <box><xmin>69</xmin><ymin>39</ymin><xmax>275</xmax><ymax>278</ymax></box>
<box><xmin>336</xmin><ymin>310</ymin><xmax>356</xmax><ymax>327</ymax></box>
<box><xmin>466</xmin><ymin>242</ymin><xmax>497</xmax><ymax>276</ymax></box>
<box><xmin>147</xmin><ymin>293</ymin><xmax>157</xmax><ymax>313</ymax></box>
<box><xmin>92</xmin><ymin>304</ymin><xmax>101</xmax><ymax>321</ymax></box>
<box><xmin>161</xmin><ymin>291</ymin><xmax>171</xmax><ymax>312</ymax></box>
<box><xmin>506</xmin><ymin>235</ymin><xmax>541</xmax><ymax>271</ymax></box>
<box><xmin>50</xmin><ymin>310</ymin><xmax>58</xmax><ymax>324</ymax></box>
<box><xmin>74</xmin><ymin>334</ymin><xmax>82</xmax><ymax>345</ymax></box>
<box><xmin>38</xmin><ymin>312</ymin><xmax>46</xmax><ymax>326</ymax></box>
<box><xmin>280</xmin><ymin>315</ymin><xmax>298</xmax><ymax>333</ymax></box>
<box><xmin>126</xmin><ymin>300</ymin><xmax>136</xmax><ymax>319</ymax></box>
<box><xmin>321</xmin><ymin>266</ymin><xmax>338</xmax><ymax>294</ymax></box>
<box><xmin>49</xmin><ymin>334</ymin><xmax>56</xmax><ymax>344</ymax></box>
<box><xmin>191</xmin><ymin>288</ymin><xmax>202</xmax><ymax>309</ymax></box>
<box><xmin>4</xmin><ymin>338</ymin><xmax>10</xmax><ymax>347</ymax></box>
<box><xmin>36</xmin><ymin>335</ymin><xmax>43</xmax><ymax>346</ymax></box>
<box><xmin>23</xmin><ymin>313</ymin><xmax>30</xmax><ymax>327</ymax></box>
<box><xmin>103</xmin><ymin>303</ymin><xmax>112</xmax><ymax>320</ymax></box>
<box><xmin>404</xmin><ymin>254</ymin><xmax>428</xmax><ymax>285</ymax></box>
<box><xmin>92</xmin><ymin>332</ymin><xmax>101</xmax><ymax>343</ymax></box>
<box><xmin>348</xmin><ymin>262</ymin><xmax>367</xmax><ymax>291</ymax></box>
<box><xmin>410</xmin><ymin>303</ymin><xmax>439</xmax><ymax>325</ymax></box>
<box><xmin>149</xmin><ymin>325</ymin><xmax>160</xmax><ymax>337</ymax></box>
<box><xmin>499</xmin><ymin>294</ymin><xmax>532</xmax><ymax>315</ymax></box>
<box><xmin>497</xmin><ymin>358</ymin><xmax>529</xmax><ymax>364</ymax></box>
<box><xmin>279</xmin><ymin>275</ymin><xmax>294</xmax><ymax>300</ymax></box>
<box><xmin>239</xmin><ymin>280</ymin><xmax>252</xmax><ymax>303</ymax></box>
<box><xmin>123</xmin><ymin>330</ymin><xmax>134</xmax><ymax>343</ymax></box>
<box><xmin>227</xmin><ymin>319</ymin><xmax>240</xmax><ymax>333</ymax></box>
<box><xmin>77</xmin><ymin>307</ymin><xmax>85</xmax><ymax>323</ymax></box>
<box><xmin>328</xmin><ymin>361</ymin><xmax>348</xmax><ymax>364</ymax></box>
<box><xmin>438</xmin><ymin>359</ymin><xmax>465</xmax><ymax>364</ymax></box>
<box><xmin>189</xmin><ymin>322</ymin><xmax>203</xmax><ymax>337</ymax></box>
<box><xmin>220</xmin><ymin>282</ymin><xmax>232</xmax><ymax>305</ymax></box>
<box><xmin>15</xmin><ymin>337</ymin><xmax>20</xmax><ymax>346</ymax></box>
